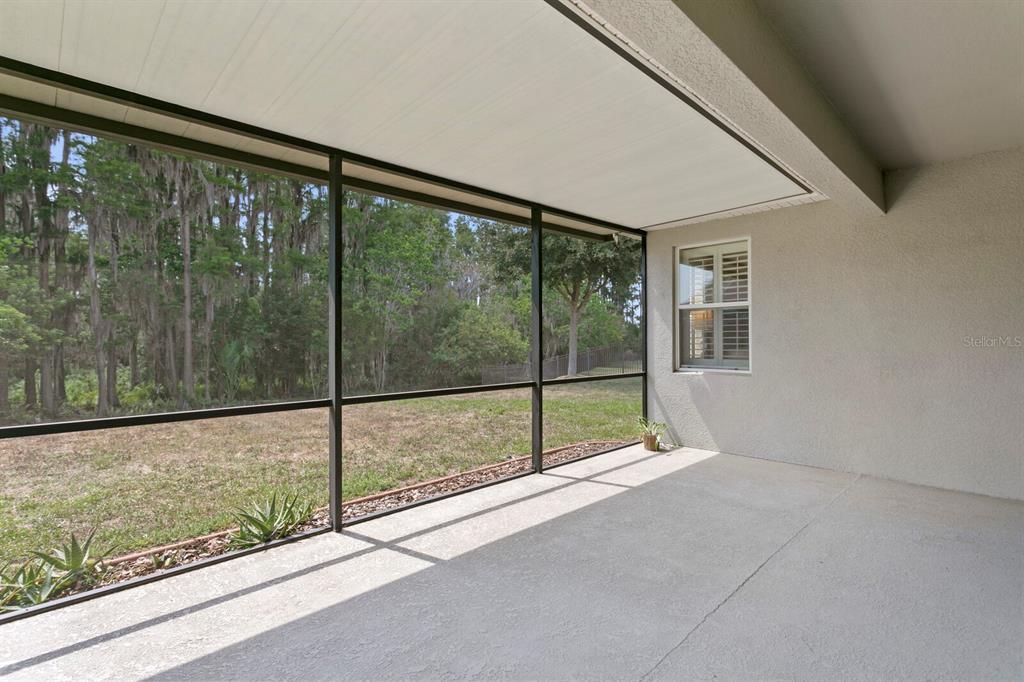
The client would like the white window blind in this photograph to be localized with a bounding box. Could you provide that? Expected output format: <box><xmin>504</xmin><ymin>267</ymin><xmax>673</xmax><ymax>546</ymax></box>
<box><xmin>721</xmin><ymin>250</ymin><xmax>748</xmax><ymax>302</ymax></box>
<box><xmin>677</xmin><ymin>240</ymin><xmax>750</xmax><ymax>370</ymax></box>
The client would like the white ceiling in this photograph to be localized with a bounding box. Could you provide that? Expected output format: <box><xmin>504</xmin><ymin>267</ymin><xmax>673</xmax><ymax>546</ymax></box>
<box><xmin>0</xmin><ymin>0</ymin><xmax>808</xmax><ymax>229</ymax></box>
<box><xmin>755</xmin><ymin>0</ymin><xmax>1024</xmax><ymax>170</ymax></box>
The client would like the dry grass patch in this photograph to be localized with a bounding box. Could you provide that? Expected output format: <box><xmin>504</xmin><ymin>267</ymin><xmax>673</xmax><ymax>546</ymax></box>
<box><xmin>1</xmin><ymin>378</ymin><xmax>641</xmax><ymax>562</ymax></box>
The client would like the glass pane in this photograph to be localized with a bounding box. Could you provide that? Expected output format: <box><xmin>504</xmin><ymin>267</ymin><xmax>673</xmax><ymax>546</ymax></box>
<box><xmin>341</xmin><ymin>189</ymin><xmax>530</xmax><ymax>396</ymax></box>
<box><xmin>681</xmin><ymin>309</ymin><xmax>715</xmax><ymax>364</ymax></box>
<box><xmin>722</xmin><ymin>307</ymin><xmax>750</xmax><ymax>367</ymax></box>
<box><xmin>0</xmin><ymin>115</ymin><xmax>328</xmax><ymax>427</ymax></box>
<box><xmin>539</xmin><ymin>225</ymin><xmax>642</xmax><ymax>380</ymax></box>
<box><xmin>543</xmin><ymin>377</ymin><xmax>642</xmax><ymax>466</ymax></box>
<box><xmin>341</xmin><ymin>388</ymin><xmax>531</xmax><ymax>519</ymax></box>
<box><xmin>0</xmin><ymin>409</ymin><xmax>328</xmax><ymax>594</ymax></box>
<box><xmin>679</xmin><ymin>251</ymin><xmax>715</xmax><ymax>305</ymax></box>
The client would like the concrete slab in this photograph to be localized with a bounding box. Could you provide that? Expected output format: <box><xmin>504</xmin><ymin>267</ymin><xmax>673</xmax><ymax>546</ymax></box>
<box><xmin>646</xmin><ymin>476</ymin><xmax>1024</xmax><ymax>681</ymax></box>
<box><xmin>0</xmin><ymin>445</ymin><xmax>1020</xmax><ymax>680</ymax></box>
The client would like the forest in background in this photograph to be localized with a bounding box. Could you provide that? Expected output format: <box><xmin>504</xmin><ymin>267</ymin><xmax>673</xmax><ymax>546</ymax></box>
<box><xmin>0</xmin><ymin>115</ymin><xmax>640</xmax><ymax>426</ymax></box>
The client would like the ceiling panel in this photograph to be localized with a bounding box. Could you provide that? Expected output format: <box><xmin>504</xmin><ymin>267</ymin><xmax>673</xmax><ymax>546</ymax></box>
<box><xmin>755</xmin><ymin>0</ymin><xmax>1024</xmax><ymax>169</ymax></box>
<box><xmin>0</xmin><ymin>0</ymin><xmax>809</xmax><ymax>228</ymax></box>
<box><xmin>59</xmin><ymin>0</ymin><xmax>164</xmax><ymax>87</ymax></box>
<box><xmin>0</xmin><ymin>0</ymin><xmax>62</xmax><ymax>69</ymax></box>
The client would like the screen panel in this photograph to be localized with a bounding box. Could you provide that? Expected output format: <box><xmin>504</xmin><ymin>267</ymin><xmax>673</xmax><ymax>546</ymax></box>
<box><xmin>542</xmin><ymin>377</ymin><xmax>642</xmax><ymax>466</ymax></box>
<box><xmin>341</xmin><ymin>388</ymin><xmax>531</xmax><ymax>519</ymax></box>
<box><xmin>341</xmin><ymin>188</ymin><xmax>530</xmax><ymax>396</ymax></box>
<box><xmin>539</xmin><ymin>219</ymin><xmax>642</xmax><ymax>381</ymax></box>
<box><xmin>0</xmin><ymin>408</ymin><xmax>328</xmax><ymax>580</ymax></box>
<box><xmin>0</xmin><ymin>114</ymin><xmax>328</xmax><ymax>428</ymax></box>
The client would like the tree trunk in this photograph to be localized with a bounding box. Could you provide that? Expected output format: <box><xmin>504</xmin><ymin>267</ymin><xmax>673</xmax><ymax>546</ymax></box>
<box><xmin>55</xmin><ymin>344</ymin><xmax>66</xmax><ymax>404</ymax></box>
<box><xmin>107</xmin><ymin>345</ymin><xmax>120</xmax><ymax>408</ymax></box>
<box><xmin>32</xmin><ymin>124</ymin><xmax>57</xmax><ymax>416</ymax></box>
<box><xmin>19</xmin><ymin>177</ymin><xmax>36</xmax><ymax>410</ymax></box>
<box><xmin>23</xmin><ymin>360</ymin><xmax>36</xmax><ymax>409</ymax></box>
<box><xmin>203</xmin><ymin>287</ymin><xmax>213</xmax><ymax>403</ymax></box>
<box><xmin>166</xmin><ymin>324</ymin><xmax>179</xmax><ymax>403</ymax></box>
<box><xmin>40</xmin><ymin>355</ymin><xmax>55</xmax><ymax>416</ymax></box>
<box><xmin>53</xmin><ymin>130</ymin><xmax>72</xmax><ymax>410</ymax></box>
<box><xmin>247</xmin><ymin>184</ymin><xmax>258</xmax><ymax>294</ymax></box>
<box><xmin>181</xmin><ymin>204</ymin><xmax>194</xmax><ymax>405</ymax></box>
<box><xmin>107</xmin><ymin>221</ymin><xmax>120</xmax><ymax>409</ymax></box>
<box><xmin>88</xmin><ymin>225</ymin><xmax>110</xmax><ymax>417</ymax></box>
<box><xmin>567</xmin><ymin>301</ymin><xmax>581</xmax><ymax>377</ymax></box>
<box><xmin>130</xmin><ymin>335</ymin><xmax>140</xmax><ymax>387</ymax></box>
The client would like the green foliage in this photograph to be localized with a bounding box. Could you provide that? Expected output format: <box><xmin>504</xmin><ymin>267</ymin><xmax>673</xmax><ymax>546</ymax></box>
<box><xmin>31</xmin><ymin>528</ymin><xmax>110</xmax><ymax>589</ymax></box>
<box><xmin>0</xmin><ymin>529</ymin><xmax>109</xmax><ymax>611</ymax></box>
<box><xmin>150</xmin><ymin>552</ymin><xmax>174</xmax><ymax>571</ymax></box>
<box><xmin>637</xmin><ymin>416</ymin><xmax>666</xmax><ymax>438</ymax></box>
<box><xmin>0</xmin><ymin>560</ymin><xmax>67</xmax><ymax>611</ymax></box>
<box><xmin>229</xmin><ymin>493</ymin><xmax>314</xmax><ymax>549</ymax></box>
<box><xmin>1</xmin><ymin>115</ymin><xmax>329</xmax><ymax>423</ymax></box>
<box><xmin>1</xmin><ymin>111</ymin><xmax>638</xmax><ymax>421</ymax></box>
<box><xmin>0</xmin><ymin>302</ymin><xmax>39</xmax><ymax>358</ymax></box>
<box><xmin>434</xmin><ymin>303</ymin><xmax>529</xmax><ymax>383</ymax></box>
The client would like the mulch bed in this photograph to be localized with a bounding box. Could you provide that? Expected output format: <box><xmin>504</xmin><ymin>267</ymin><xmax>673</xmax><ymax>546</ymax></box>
<box><xmin>340</xmin><ymin>440</ymin><xmax>629</xmax><ymax>519</ymax></box>
<box><xmin>73</xmin><ymin>440</ymin><xmax>632</xmax><ymax>594</ymax></box>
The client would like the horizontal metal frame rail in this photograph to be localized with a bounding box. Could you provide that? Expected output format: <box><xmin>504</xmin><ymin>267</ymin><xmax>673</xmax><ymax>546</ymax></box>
<box><xmin>0</xmin><ymin>399</ymin><xmax>331</xmax><ymax>440</ymax></box>
<box><xmin>542</xmin><ymin>371</ymin><xmax>644</xmax><ymax>386</ymax></box>
<box><xmin>0</xmin><ymin>93</ymin><xmax>328</xmax><ymax>183</ymax></box>
<box><xmin>341</xmin><ymin>176</ymin><xmax>620</xmax><ymax>242</ymax></box>
<box><xmin>341</xmin><ymin>381</ymin><xmax>534</xmax><ymax>406</ymax></box>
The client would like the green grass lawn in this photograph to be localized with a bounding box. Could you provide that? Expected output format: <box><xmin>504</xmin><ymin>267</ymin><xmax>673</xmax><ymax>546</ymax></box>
<box><xmin>0</xmin><ymin>378</ymin><xmax>641</xmax><ymax>562</ymax></box>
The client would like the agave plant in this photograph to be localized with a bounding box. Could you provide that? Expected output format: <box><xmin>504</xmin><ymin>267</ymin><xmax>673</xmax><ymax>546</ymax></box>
<box><xmin>0</xmin><ymin>560</ymin><xmax>71</xmax><ymax>611</ymax></box>
<box><xmin>32</xmin><ymin>529</ymin><xmax>110</xmax><ymax>590</ymax></box>
<box><xmin>229</xmin><ymin>493</ymin><xmax>314</xmax><ymax>549</ymax></box>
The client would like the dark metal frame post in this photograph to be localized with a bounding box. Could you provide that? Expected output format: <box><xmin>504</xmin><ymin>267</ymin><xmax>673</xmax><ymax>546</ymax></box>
<box><xmin>328</xmin><ymin>154</ymin><xmax>344</xmax><ymax>530</ymax></box>
<box><xmin>531</xmin><ymin>207</ymin><xmax>544</xmax><ymax>473</ymax></box>
<box><xmin>640</xmin><ymin>231</ymin><xmax>648</xmax><ymax>419</ymax></box>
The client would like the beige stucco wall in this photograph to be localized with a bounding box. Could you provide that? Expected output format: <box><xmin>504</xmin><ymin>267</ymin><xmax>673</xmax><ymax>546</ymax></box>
<box><xmin>647</xmin><ymin>149</ymin><xmax>1024</xmax><ymax>500</ymax></box>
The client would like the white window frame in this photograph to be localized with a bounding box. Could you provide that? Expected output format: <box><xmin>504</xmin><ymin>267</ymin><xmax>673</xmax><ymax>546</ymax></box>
<box><xmin>673</xmin><ymin>237</ymin><xmax>752</xmax><ymax>374</ymax></box>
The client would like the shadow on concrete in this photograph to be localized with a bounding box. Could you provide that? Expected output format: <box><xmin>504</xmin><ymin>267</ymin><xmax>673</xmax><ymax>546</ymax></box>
<box><xmin>142</xmin><ymin>453</ymin><xmax>850</xmax><ymax>680</ymax></box>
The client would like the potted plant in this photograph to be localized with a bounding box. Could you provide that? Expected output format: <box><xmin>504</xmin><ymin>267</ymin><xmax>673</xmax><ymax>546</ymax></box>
<box><xmin>637</xmin><ymin>416</ymin><xmax>666</xmax><ymax>452</ymax></box>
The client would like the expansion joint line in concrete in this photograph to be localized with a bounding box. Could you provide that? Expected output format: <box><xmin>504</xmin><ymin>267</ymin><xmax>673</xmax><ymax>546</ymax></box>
<box><xmin>637</xmin><ymin>473</ymin><xmax>863</xmax><ymax>681</ymax></box>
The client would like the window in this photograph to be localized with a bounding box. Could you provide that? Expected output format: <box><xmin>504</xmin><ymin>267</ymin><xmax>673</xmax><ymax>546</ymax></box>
<box><xmin>676</xmin><ymin>240</ymin><xmax>749</xmax><ymax>371</ymax></box>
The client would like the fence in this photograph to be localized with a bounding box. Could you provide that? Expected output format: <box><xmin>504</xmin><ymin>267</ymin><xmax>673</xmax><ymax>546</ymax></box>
<box><xmin>481</xmin><ymin>347</ymin><xmax>641</xmax><ymax>384</ymax></box>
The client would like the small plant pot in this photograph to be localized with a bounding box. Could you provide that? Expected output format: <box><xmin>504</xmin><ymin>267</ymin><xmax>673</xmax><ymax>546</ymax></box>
<box><xmin>643</xmin><ymin>434</ymin><xmax>660</xmax><ymax>451</ymax></box>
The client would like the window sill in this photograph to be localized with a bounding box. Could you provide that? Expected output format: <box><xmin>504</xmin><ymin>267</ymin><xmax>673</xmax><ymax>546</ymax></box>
<box><xmin>674</xmin><ymin>367</ymin><xmax>751</xmax><ymax>376</ymax></box>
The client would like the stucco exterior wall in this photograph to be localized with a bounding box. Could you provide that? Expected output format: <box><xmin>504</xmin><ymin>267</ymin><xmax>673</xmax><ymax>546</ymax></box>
<box><xmin>647</xmin><ymin>149</ymin><xmax>1024</xmax><ymax>500</ymax></box>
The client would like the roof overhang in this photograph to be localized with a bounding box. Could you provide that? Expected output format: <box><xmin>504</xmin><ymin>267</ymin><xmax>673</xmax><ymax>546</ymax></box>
<box><xmin>0</xmin><ymin>0</ymin><xmax>815</xmax><ymax>230</ymax></box>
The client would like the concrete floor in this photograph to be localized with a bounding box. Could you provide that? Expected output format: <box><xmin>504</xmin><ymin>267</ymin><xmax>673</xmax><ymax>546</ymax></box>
<box><xmin>1</xmin><ymin>445</ymin><xmax>1021</xmax><ymax>681</ymax></box>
